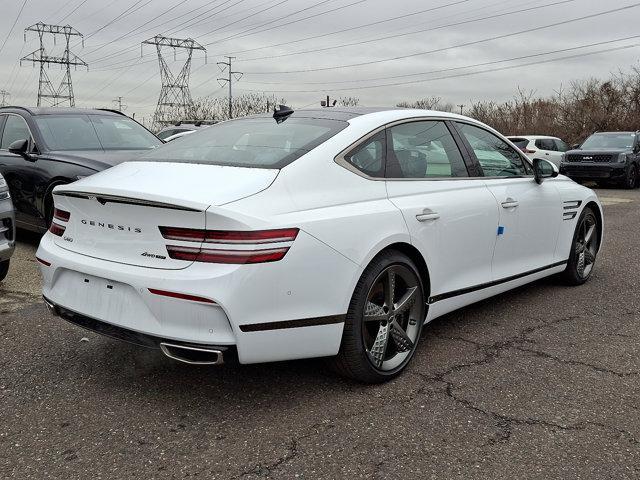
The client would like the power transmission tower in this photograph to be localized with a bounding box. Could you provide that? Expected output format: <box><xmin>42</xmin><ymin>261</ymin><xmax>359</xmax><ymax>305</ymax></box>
<box><xmin>112</xmin><ymin>96</ymin><xmax>127</xmax><ymax>112</ymax></box>
<box><xmin>217</xmin><ymin>56</ymin><xmax>242</xmax><ymax>120</ymax></box>
<box><xmin>0</xmin><ymin>90</ymin><xmax>10</xmax><ymax>107</ymax></box>
<box><xmin>20</xmin><ymin>23</ymin><xmax>87</xmax><ymax>107</ymax></box>
<box><xmin>142</xmin><ymin>35</ymin><xmax>206</xmax><ymax>131</ymax></box>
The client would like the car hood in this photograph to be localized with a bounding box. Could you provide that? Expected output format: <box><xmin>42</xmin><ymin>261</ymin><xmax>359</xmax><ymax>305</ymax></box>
<box><xmin>43</xmin><ymin>149</ymin><xmax>156</xmax><ymax>171</ymax></box>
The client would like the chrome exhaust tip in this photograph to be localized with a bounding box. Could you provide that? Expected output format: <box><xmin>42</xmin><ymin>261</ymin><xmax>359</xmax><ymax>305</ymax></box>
<box><xmin>43</xmin><ymin>297</ymin><xmax>58</xmax><ymax>316</ymax></box>
<box><xmin>159</xmin><ymin>342</ymin><xmax>224</xmax><ymax>365</ymax></box>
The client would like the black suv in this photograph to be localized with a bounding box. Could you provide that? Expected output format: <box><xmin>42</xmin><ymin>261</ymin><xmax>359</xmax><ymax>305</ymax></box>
<box><xmin>0</xmin><ymin>107</ymin><xmax>162</xmax><ymax>233</ymax></box>
<box><xmin>560</xmin><ymin>131</ymin><xmax>640</xmax><ymax>189</ymax></box>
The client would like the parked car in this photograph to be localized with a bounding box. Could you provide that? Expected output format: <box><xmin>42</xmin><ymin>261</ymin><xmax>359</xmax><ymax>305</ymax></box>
<box><xmin>0</xmin><ymin>107</ymin><xmax>162</xmax><ymax>232</ymax></box>
<box><xmin>559</xmin><ymin>131</ymin><xmax>640</xmax><ymax>189</ymax></box>
<box><xmin>507</xmin><ymin>135</ymin><xmax>570</xmax><ymax>166</ymax></box>
<box><xmin>156</xmin><ymin>121</ymin><xmax>216</xmax><ymax>141</ymax></box>
<box><xmin>37</xmin><ymin>107</ymin><xmax>603</xmax><ymax>383</ymax></box>
<box><xmin>0</xmin><ymin>173</ymin><xmax>15</xmax><ymax>282</ymax></box>
<box><xmin>164</xmin><ymin>130</ymin><xmax>196</xmax><ymax>142</ymax></box>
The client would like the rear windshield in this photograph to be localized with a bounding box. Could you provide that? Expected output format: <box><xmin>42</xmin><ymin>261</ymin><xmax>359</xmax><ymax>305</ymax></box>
<box><xmin>508</xmin><ymin>138</ymin><xmax>529</xmax><ymax>149</ymax></box>
<box><xmin>142</xmin><ymin>117</ymin><xmax>348</xmax><ymax>169</ymax></box>
<box><xmin>580</xmin><ymin>133</ymin><xmax>635</xmax><ymax>150</ymax></box>
<box><xmin>35</xmin><ymin>115</ymin><xmax>161</xmax><ymax>151</ymax></box>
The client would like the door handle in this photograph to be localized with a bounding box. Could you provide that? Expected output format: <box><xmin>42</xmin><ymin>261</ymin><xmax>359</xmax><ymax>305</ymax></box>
<box><xmin>416</xmin><ymin>208</ymin><xmax>440</xmax><ymax>222</ymax></box>
<box><xmin>501</xmin><ymin>198</ymin><xmax>519</xmax><ymax>209</ymax></box>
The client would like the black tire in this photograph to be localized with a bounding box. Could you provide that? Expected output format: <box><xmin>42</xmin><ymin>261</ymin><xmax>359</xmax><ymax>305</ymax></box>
<box><xmin>329</xmin><ymin>250</ymin><xmax>426</xmax><ymax>383</ymax></box>
<box><xmin>0</xmin><ymin>260</ymin><xmax>9</xmax><ymax>283</ymax></box>
<box><xmin>560</xmin><ymin>207</ymin><xmax>599</xmax><ymax>286</ymax></box>
<box><xmin>623</xmin><ymin>164</ymin><xmax>638</xmax><ymax>190</ymax></box>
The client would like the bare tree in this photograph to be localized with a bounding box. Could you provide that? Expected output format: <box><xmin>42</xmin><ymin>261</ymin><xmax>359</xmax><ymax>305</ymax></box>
<box><xmin>396</xmin><ymin>96</ymin><xmax>454</xmax><ymax>112</ymax></box>
<box><xmin>466</xmin><ymin>67</ymin><xmax>640</xmax><ymax>143</ymax></box>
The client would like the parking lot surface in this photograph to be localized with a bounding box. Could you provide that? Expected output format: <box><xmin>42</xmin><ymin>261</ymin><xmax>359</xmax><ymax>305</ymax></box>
<box><xmin>1</xmin><ymin>188</ymin><xmax>639</xmax><ymax>479</ymax></box>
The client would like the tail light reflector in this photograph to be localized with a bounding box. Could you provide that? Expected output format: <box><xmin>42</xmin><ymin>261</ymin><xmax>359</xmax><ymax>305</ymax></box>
<box><xmin>166</xmin><ymin>245</ymin><xmax>290</xmax><ymax>264</ymax></box>
<box><xmin>49</xmin><ymin>222</ymin><xmax>66</xmax><ymax>237</ymax></box>
<box><xmin>36</xmin><ymin>257</ymin><xmax>51</xmax><ymax>267</ymax></box>
<box><xmin>160</xmin><ymin>227</ymin><xmax>299</xmax><ymax>244</ymax></box>
<box><xmin>53</xmin><ymin>208</ymin><xmax>70</xmax><ymax>222</ymax></box>
<box><xmin>148</xmin><ymin>288</ymin><xmax>216</xmax><ymax>304</ymax></box>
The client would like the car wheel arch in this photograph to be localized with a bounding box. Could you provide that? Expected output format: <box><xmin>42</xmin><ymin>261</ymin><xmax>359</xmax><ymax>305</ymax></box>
<box><xmin>365</xmin><ymin>242</ymin><xmax>431</xmax><ymax>299</ymax></box>
<box><xmin>583</xmin><ymin>201</ymin><xmax>603</xmax><ymax>250</ymax></box>
<box><xmin>42</xmin><ymin>178</ymin><xmax>72</xmax><ymax>225</ymax></box>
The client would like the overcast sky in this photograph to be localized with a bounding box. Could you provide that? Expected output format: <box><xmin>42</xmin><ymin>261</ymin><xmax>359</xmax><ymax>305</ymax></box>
<box><xmin>0</xmin><ymin>0</ymin><xmax>639</xmax><ymax>122</ymax></box>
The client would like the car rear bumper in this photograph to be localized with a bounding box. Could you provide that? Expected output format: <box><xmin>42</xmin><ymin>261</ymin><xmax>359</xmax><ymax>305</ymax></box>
<box><xmin>560</xmin><ymin>163</ymin><xmax>627</xmax><ymax>181</ymax></box>
<box><xmin>0</xmin><ymin>196</ymin><xmax>15</xmax><ymax>263</ymax></box>
<box><xmin>37</xmin><ymin>231</ymin><xmax>357</xmax><ymax>364</ymax></box>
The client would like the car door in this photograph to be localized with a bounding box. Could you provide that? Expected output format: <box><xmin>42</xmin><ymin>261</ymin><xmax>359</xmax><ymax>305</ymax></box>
<box><xmin>454</xmin><ymin>122</ymin><xmax>562</xmax><ymax>280</ymax></box>
<box><xmin>534</xmin><ymin>138</ymin><xmax>563</xmax><ymax>166</ymax></box>
<box><xmin>0</xmin><ymin>114</ymin><xmax>41</xmax><ymax>228</ymax></box>
<box><xmin>384</xmin><ymin>119</ymin><xmax>499</xmax><ymax>301</ymax></box>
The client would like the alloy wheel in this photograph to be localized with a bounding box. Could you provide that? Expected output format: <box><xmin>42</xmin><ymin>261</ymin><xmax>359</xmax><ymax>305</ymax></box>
<box><xmin>362</xmin><ymin>264</ymin><xmax>423</xmax><ymax>372</ymax></box>
<box><xmin>575</xmin><ymin>212</ymin><xmax>598</xmax><ymax>279</ymax></box>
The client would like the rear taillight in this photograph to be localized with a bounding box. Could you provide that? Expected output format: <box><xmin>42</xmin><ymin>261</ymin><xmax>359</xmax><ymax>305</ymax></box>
<box><xmin>166</xmin><ymin>245</ymin><xmax>290</xmax><ymax>264</ymax></box>
<box><xmin>159</xmin><ymin>227</ymin><xmax>298</xmax><ymax>264</ymax></box>
<box><xmin>53</xmin><ymin>208</ymin><xmax>70</xmax><ymax>222</ymax></box>
<box><xmin>160</xmin><ymin>227</ymin><xmax>299</xmax><ymax>244</ymax></box>
<box><xmin>49</xmin><ymin>222</ymin><xmax>66</xmax><ymax>237</ymax></box>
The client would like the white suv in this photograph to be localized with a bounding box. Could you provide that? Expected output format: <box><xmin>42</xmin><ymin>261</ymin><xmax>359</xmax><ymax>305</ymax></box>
<box><xmin>507</xmin><ymin>135</ymin><xmax>570</xmax><ymax>166</ymax></box>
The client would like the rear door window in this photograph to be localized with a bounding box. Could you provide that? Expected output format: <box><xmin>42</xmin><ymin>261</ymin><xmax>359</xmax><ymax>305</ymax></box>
<box><xmin>535</xmin><ymin>139</ymin><xmax>557</xmax><ymax>151</ymax></box>
<box><xmin>386</xmin><ymin>120</ymin><xmax>468</xmax><ymax>178</ymax></box>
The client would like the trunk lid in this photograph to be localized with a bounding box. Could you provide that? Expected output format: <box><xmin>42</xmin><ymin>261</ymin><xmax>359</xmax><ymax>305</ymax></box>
<box><xmin>51</xmin><ymin>161</ymin><xmax>278</xmax><ymax>269</ymax></box>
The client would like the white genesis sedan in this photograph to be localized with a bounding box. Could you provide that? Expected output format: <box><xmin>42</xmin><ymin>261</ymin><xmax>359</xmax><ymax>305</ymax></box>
<box><xmin>37</xmin><ymin>107</ymin><xmax>603</xmax><ymax>383</ymax></box>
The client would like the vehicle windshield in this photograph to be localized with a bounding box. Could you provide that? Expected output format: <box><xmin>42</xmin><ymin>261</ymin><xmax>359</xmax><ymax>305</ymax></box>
<box><xmin>142</xmin><ymin>117</ymin><xmax>348</xmax><ymax>169</ymax></box>
<box><xmin>35</xmin><ymin>114</ymin><xmax>161</xmax><ymax>151</ymax></box>
<box><xmin>580</xmin><ymin>133</ymin><xmax>635</xmax><ymax>150</ymax></box>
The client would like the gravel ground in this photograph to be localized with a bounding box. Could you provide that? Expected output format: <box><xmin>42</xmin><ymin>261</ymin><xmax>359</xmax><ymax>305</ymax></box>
<box><xmin>1</xmin><ymin>187</ymin><xmax>639</xmax><ymax>479</ymax></box>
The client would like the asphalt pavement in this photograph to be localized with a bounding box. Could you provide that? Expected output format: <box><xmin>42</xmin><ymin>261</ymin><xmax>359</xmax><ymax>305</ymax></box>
<box><xmin>1</xmin><ymin>187</ymin><xmax>639</xmax><ymax>479</ymax></box>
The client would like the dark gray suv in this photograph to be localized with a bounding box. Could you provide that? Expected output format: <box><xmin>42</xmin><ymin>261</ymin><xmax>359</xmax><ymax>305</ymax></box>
<box><xmin>560</xmin><ymin>131</ymin><xmax>640</xmax><ymax>189</ymax></box>
<box><xmin>0</xmin><ymin>172</ymin><xmax>15</xmax><ymax>282</ymax></box>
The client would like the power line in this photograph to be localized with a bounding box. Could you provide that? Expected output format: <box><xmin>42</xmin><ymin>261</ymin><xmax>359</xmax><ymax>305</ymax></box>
<box><xmin>243</xmin><ymin>34</ymin><xmax>640</xmax><ymax>87</ymax></box>
<box><xmin>243</xmin><ymin>3</ymin><xmax>640</xmax><ymax>75</ymax></box>
<box><xmin>59</xmin><ymin>0</ymin><xmax>90</xmax><ymax>23</ymax></box>
<box><xmin>205</xmin><ymin>0</ymin><xmax>368</xmax><ymax>46</ymax></box>
<box><xmin>197</xmin><ymin>0</ymin><xmax>292</xmax><ymax>38</ymax></box>
<box><xmin>200</xmin><ymin>0</ymin><xmax>334</xmax><ymax>42</ymax></box>
<box><xmin>82</xmin><ymin>0</ymin><xmax>193</xmax><ymax>58</ymax></box>
<box><xmin>0</xmin><ymin>0</ymin><xmax>28</xmax><ymax>56</ymax></box>
<box><xmin>239</xmin><ymin>0</ymin><xmax>578</xmax><ymax>62</ymax></box>
<box><xmin>86</xmin><ymin>0</ymin><xmax>236</xmax><ymax>65</ymax></box>
<box><xmin>222</xmin><ymin>0</ymin><xmax>474</xmax><ymax>55</ymax></box>
<box><xmin>237</xmin><ymin>42</ymin><xmax>640</xmax><ymax>94</ymax></box>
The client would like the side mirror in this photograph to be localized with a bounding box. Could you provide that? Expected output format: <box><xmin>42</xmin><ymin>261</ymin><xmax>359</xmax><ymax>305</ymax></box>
<box><xmin>571</xmin><ymin>143</ymin><xmax>580</xmax><ymax>150</ymax></box>
<box><xmin>533</xmin><ymin>158</ymin><xmax>559</xmax><ymax>185</ymax></box>
<box><xmin>8</xmin><ymin>139</ymin><xmax>34</xmax><ymax>161</ymax></box>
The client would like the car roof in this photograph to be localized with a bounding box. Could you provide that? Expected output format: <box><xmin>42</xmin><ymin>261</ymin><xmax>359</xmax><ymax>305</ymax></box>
<box><xmin>0</xmin><ymin>106</ymin><xmax>123</xmax><ymax>116</ymax></box>
<box><xmin>506</xmin><ymin>135</ymin><xmax>559</xmax><ymax>140</ymax></box>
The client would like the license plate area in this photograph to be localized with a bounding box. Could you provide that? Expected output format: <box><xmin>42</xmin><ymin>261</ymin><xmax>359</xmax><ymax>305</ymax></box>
<box><xmin>51</xmin><ymin>269</ymin><xmax>152</xmax><ymax>327</ymax></box>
